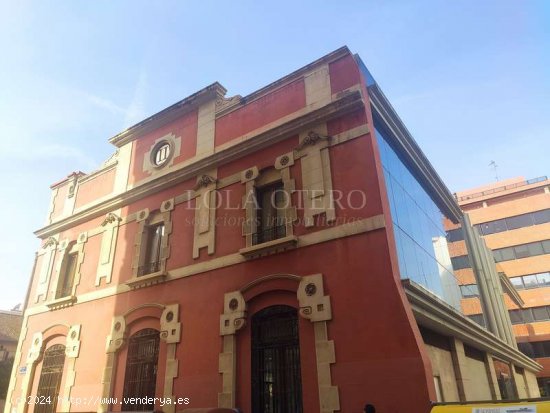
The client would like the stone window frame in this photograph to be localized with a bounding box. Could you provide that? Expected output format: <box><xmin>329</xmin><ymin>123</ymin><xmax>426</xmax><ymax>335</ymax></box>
<box><xmin>47</xmin><ymin>235</ymin><xmax>86</xmax><ymax>310</ymax></box>
<box><xmin>128</xmin><ymin>207</ymin><xmax>173</xmax><ymax>289</ymax></box>
<box><xmin>239</xmin><ymin>155</ymin><xmax>297</xmax><ymax>259</ymax></box>
<box><xmin>101</xmin><ymin>304</ymin><xmax>181</xmax><ymax>413</ymax></box>
<box><xmin>143</xmin><ymin>133</ymin><xmax>181</xmax><ymax>176</ymax></box>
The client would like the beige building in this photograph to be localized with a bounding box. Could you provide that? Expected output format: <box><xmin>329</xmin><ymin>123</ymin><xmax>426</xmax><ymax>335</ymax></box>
<box><xmin>453</xmin><ymin>176</ymin><xmax>550</xmax><ymax>394</ymax></box>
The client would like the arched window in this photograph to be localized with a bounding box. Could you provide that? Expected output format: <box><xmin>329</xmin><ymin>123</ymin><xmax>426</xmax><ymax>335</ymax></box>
<box><xmin>122</xmin><ymin>329</ymin><xmax>160</xmax><ymax>411</ymax></box>
<box><xmin>251</xmin><ymin>305</ymin><xmax>303</xmax><ymax>413</ymax></box>
<box><xmin>35</xmin><ymin>344</ymin><xmax>66</xmax><ymax>413</ymax></box>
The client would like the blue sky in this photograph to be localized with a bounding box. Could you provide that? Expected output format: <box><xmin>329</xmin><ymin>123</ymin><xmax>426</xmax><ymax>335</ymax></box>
<box><xmin>0</xmin><ymin>0</ymin><xmax>548</xmax><ymax>309</ymax></box>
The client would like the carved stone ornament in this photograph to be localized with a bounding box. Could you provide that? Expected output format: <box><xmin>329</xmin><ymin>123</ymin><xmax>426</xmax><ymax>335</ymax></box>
<box><xmin>216</xmin><ymin>94</ymin><xmax>243</xmax><ymax>112</ymax></box>
<box><xmin>194</xmin><ymin>174</ymin><xmax>217</xmax><ymax>190</ymax></box>
<box><xmin>280</xmin><ymin>155</ymin><xmax>290</xmax><ymax>166</ymax></box>
<box><xmin>44</xmin><ymin>237</ymin><xmax>58</xmax><ymax>248</ymax></box>
<box><xmin>297</xmin><ymin>131</ymin><xmax>331</xmax><ymax>151</ymax></box>
<box><xmin>101</xmin><ymin>212</ymin><xmax>121</xmax><ymax>227</ymax></box>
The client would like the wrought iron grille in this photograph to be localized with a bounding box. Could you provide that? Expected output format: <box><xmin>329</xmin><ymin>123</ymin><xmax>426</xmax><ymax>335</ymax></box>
<box><xmin>35</xmin><ymin>344</ymin><xmax>66</xmax><ymax>413</ymax></box>
<box><xmin>137</xmin><ymin>260</ymin><xmax>161</xmax><ymax>277</ymax></box>
<box><xmin>251</xmin><ymin>305</ymin><xmax>303</xmax><ymax>413</ymax></box>
<box><xmin>252</xmin><ymin>224</ymin><xmax>287</xmax><ymax>245</ymax></box>
<box><xmin>122</xmin><ymin>329</ymin><xmax>160</xmax><ymax>411</ymax></box>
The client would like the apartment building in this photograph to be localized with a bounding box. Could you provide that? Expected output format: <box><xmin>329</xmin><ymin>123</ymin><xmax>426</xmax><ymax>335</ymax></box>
<box><xmin>452</xmin><ymin>176</ymin><xmax>550</xmax><ymax>394</ymax></box>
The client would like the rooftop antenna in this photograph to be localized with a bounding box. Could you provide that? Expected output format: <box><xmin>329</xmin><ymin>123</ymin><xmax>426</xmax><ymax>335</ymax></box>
<box><xmin>489</xmin><ymin>160</ymin><xmax>499</xmax><ymax>181</ymax></box>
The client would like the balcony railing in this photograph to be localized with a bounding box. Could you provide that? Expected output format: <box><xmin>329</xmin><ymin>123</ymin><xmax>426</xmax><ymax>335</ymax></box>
<box><xmin>456</xmin><ymin>176</ymin><xmax>548</xmax><ymax>202</ymax></box>
<box><xmin>137</xmin><ymin>260</ymin><xmax>161</xmax><ymax>277</ymax></box>
<box><xmin>252</xmin><ymin>225</ymin><xmax>287</xmax><ymax>245</ymax></box>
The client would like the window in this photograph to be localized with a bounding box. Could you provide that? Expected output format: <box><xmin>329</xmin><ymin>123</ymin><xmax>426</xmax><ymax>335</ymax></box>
<box><xmin>514</xmin><ymin>244</ymin><xmax>531</xmax><ymax>259</ymax></box>
<box><xmin>538</xmin><ymin>272</ymin><xmax>550</xmax><ymax>286</ymax></box>
<box><xmin>543</xmin><ymin>240</ymin><xmax>550</xmax><ymax>254</ymax></box>
<box><xmin>253</xmin><ymin>182</ymin><xmax>287</xmax><ymax>245</ymax></box>
<box><xmin>451</xmin><ymin>255</ymin><xmax>471</xmax><ymax>270</ymax></box>
<box><xmin>522</xmin><ymin>308</ymin><xmax>535</xmax><ymax>323</ymax></box>
<box><xmin>518</xmin><ymin>340</ymin><xmax>550</xmax><ymax>359</ymax></box>
<box><xmin>475</xmin><ymin>208</ymin><xmax>550</xmax><ymax>235</ymax></box>
<box><xmin>527</xmin><ymin>242</ymin><xmax>545</xmax><ymax>257</ymax></box>
<box><xmin>122</xmin><ymin>329</ymin><xmax>160</xmax><ymax>411</ymax></box>
<box><xmin>138</xmin><ymin>223</ymin><xmax>165</xmax><ymax>276</ymax></box>
<box><xmin>518</xmin><ymin>342</ymin><xmax>535</xmax><ymax>358</ymax></box>
<box><xmin>533</xmin><ymin>209</ymin><xmax>550</xmax><ymax>225</ymax></box>
<box><xmin>251</xmin><ymin>305</ymin><xmax>303</xmax><ymax>413</ymax></box>
<box><xmin>56</xmin><ymin>248</ymin><xmax>78</xmax><ymax>299</ymax></box>
<box><xmin>509</xmin><ymin>272</ymin><xmax>550</xmax><ymax>290</ymax></box>
<box><xmin>153</xmin><ymin>142</ymin><xmax>171</xmax><ymax>167</ymax></box>
<box><xmin>493</xmin><ymin>359</ymin><xmax>517</xmax><ymax>400</ymax></box>
<box><xmin>446</xmin><ymin>228</ymin><xmax>464</xmax><ymax>243</ymax></box>
<box><xmin>460</xmin><ymin>284</ymin><xmax>479</xmax><ymax>298</ymax></box>
<box><xmin>533</xmin><ymin>307</ymin><xmax>550</xmax><ymax>322</ymax></box>
<box><xmin>478</xmin><ymin>219</ymin><xmax>507</xmax><ymax>235</ymax></box>
<box><xmin>510</xmin><ymin>277</ymin><xmax>524</xmax><ymax>289</ymax></box>
<box><xmin>523</xmin><ymin>275</ymin><xmax>538</xmax><ymax>289</ymax></box>
<box><xmin>493</xmin><ymin>247</ymin><xmax>515</xmax><ymax>262</ymax></box>
<box><xmin>509</xmin><ymin>310</ymin><xmax>523</xmax><ymax>324</ymax></box>
<box><xmin>469</xmin><ymin>314</ymin><xmax>485</xmax><ymax>326</ymax></box>
<box><xmin>506</xmin><ymin>214</ymin><xmax>533</xmax><ymax>230</ymax></box>
<box><xmin>35</xmin><ymin>344</ymin><xmax>66</xmax><ymax>413</ymax></box>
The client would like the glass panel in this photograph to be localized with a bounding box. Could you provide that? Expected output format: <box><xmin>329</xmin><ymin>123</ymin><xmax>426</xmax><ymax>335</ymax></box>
<box><xmin>514</xmin><ymin>244</ymin><xmax>531</xmax><ymax>259</ymax></box>
<box><xmin>537</xmin><ymin>273</ymin><xmax>550</xmax><ymax>286</ymax></box>
<box><xmin>523</xmin><ymin>275</ymin><xmax>538</xmax><ymax>289</ymax></box>
<box><xmin>255</xmin><ymin>182</ymin><xmax>286</xmax><ymax>244</ymax></box>
<box><xmin>528</xmin><ymin>242</ymin><xmax>544</xmax><ymax>257</ymax></box>
<box><xmin>533</xmin><ymin>307</ymin><xmax>550</xmax><ymax>322</ymax></box>
<box><xmin>494</xmin><ymin>247</ymin><xmax>515</xmax><ymax>262</ymax></box>
<box><xmin>451</xmin><ymin>256</ymin><xmax>471</xmax><ymax>270</ymax></box>
<box><xmin>518</xmin><ymin>342</ymin><xmax>534</xmax><ymax>358</ymax></box>
<box><xmin>56</xmin><ymin>252</ymin><xmax>78</xmax><ymax>298</ymax></box>
<box><xmin>533</xmin><ymin>209</ymin><xmax>550</xmax><ymax>225</ymax></box>
<box><xmin>521</xmin><ymin>309</ymin><xmax>534</xmax><ymax>323</ymax></box>
<box><xmin>479</xmin><ymin>219</ymin><xmax>507</xmax><ymax>235</ymax></box>
<box><xmin>509</xmin><ymin>310</ymin><xmax>523</xmax><ymax>324</ymax></box>
<box><xmin>542</xmin><ymin>240</ymin><xmax>550</xmax><ymax>254</ymax></box>
<box><xmin>375</xmin><ymin>126</ymin><xmax>461</xmax><ymax>308</ymax></box>
<box><xmin>446</xmin><ymin>228</ymin><xmax>464</xmax><ymax>243</ymax></box>
<box><xmin>510</xmin><ymin>277</ymin><xmax>524</xmax><ymax>289</ymax></box>
<box><xmin>506</xmin><ymin>214</ymin><xmax>534</xmax><ymax>230</ymax></box>
<box><xmin>460</xmin><ymin>285</ymin><xmax>479</xmax><ymax>298</ymax></box>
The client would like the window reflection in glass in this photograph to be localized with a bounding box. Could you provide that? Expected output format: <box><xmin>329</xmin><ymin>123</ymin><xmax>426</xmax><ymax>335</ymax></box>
<box><xmin>375</xmin><ymin>126</ymin><xmax>461</xmax><ymax>309</ymax></box>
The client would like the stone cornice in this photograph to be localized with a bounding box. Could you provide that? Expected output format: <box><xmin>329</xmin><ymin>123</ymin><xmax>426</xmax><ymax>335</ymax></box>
<box><xmin>368</xmin><ymin>84</ymin><xmax>463</xmax><ymax>223</ymax></box>
<box><xmin>216</xmin><ymin>46</ymin><xmax>351</xmax><ymax>119</ymax></box>
<box><xmin>403</xmin><ymin>279</ymin><xmax>541</xmax><ymax>372</ymax></box>
<box><xmin>35</xmin><ymin>91</ymin><xmax>365</xmax><ymax>238</ymax></box>
<box><xmin>109</xmin><ymin>82</ymin><xmax>227</xmax><ymax>148</ymax></box>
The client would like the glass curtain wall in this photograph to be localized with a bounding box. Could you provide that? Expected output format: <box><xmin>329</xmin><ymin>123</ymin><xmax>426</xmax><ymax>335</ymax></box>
<box><xmin>375</xmin><ymin>125</ymin><xmax>462</xmax><ymax>309</ymax></box>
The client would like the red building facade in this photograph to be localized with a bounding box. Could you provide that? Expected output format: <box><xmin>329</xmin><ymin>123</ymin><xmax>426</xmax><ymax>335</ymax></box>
<box><xmin>5</xmin><ymin>47</ymin><xmax>540</xmax><ymax>413</ymax></box>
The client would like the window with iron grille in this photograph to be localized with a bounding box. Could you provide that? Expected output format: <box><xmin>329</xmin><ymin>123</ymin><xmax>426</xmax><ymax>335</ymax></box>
<box><xmin>35</xmin><ymin>344</ymin><xmax>66</xmax><ymax>413</ymax></box>
<box><xmin>138</xmin><ymin>223</ymin><xmax>165</xmax><ymax>276</ymax></box>
<box><xmin>56</xmin><ymin>252</ymin><xmax>78</xmax><ymax>299</ymax></box>
<box><xmin>251</xmin><ymin>305</ymin><xmax>303</xmax><ymax>413</ymax></box>
<box><xmin>253</xmin><ymin>182</ymin><xmax>287</xmax><ymax>245</ymax></box>
<box><xmin>122</xmin><ymin>329</ymin><xmax>160</xmax><ymax>411</ymax></box>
